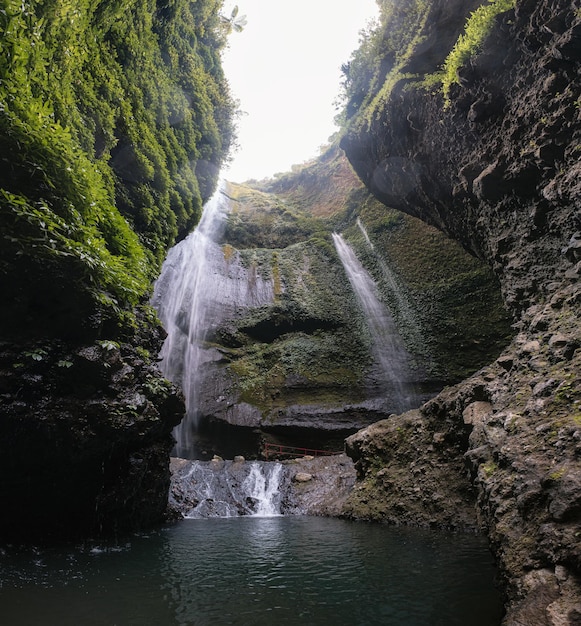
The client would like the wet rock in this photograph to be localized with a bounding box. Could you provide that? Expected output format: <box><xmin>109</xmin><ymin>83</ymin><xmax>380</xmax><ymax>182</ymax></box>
<box><xmin>343</xmin><ymin>409</ymin><xmax>480</xmax><ymax>531</ymax></box>
<box><xmin>472</xmin><ymin>162</ymin><xmax>508</xmax><ymax>202</ymax></box>
<box><xmin>169</xmin><ymin>459</ymin><xmax>291</xmax><ymax>518</ymax></box>
<box><xmin>497</xmin><ymin>354</ymin><xmax>515</xmax><ymax>371</ymax></box>
<box><xmin>284</xmin><ymin>454</ymin><xmax>356</xmax><ymax>516</ymax></box>
<box><xmin>0</xmin><ymin>324</ymin><xmax>184</xmax><ymax>541</ymax></box>
<box><xmin>562</xmin><ymin>232</ymin><xmax>581</xmax><ymax>262</ymax></box>
<box><xmin>545</xmin><ymin>470</ymin><xmax>581</xmax><ymax>522</ymax></box>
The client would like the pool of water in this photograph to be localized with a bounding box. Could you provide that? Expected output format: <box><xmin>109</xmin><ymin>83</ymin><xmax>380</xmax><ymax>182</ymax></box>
<box><xmin>0</xmin><ymin>517</ymin><xmax>504</xmax><ymax>625</ymax></box>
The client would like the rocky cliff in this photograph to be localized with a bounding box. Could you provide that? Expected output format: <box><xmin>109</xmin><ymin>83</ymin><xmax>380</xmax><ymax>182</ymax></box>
<box><xmin>155</xmin><ymin>149</ymin><xmax>512</xmax><ymax>460</ymax></box>
<box><xmin>0</xmin><ymin>0</ymin><xmax>235</xmax><ymax>540</ymax></box>
<box><xmin>340</xmin><ymin>0</ymin><xmax>581</xmax><ymax>623</ymax></box>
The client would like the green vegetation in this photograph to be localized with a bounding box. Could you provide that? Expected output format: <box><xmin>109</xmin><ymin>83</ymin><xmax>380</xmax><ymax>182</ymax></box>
<box><xmin>482</xmin><ymin>460</ymin><xmax>497</xmax><ymax>477</ymax></box>
<box><xmin>330</xmin><ymin>159</ymin><xmax>509</xmax><ymax>380</ymax></box>
<box><xmin>215</xmin><ymin>149</ymin><xmax>513</xmax><ymax>417</ymax></box>
<box><xmin>337</xmin><ymin>0</ymin><xmax>515</xmax><ymax>127</ymax></box>
<box><xmin>210</xmin><ymin>185</ymin><xmax>373</xmax><ymax>414</ymax></box>
<box><xmin>331</xmin><ymin>181</ymin><xmax>513</xmax><ymax>381</ymax></box>
<box><xmin>337</xmin><ymin>0</ymin><xmax>429</xmax><ymax>128</ymax></box>
<box><xmin>547</xmin><ymin>467</ymin><xmax>566</xmax><ymax>482</ymax></box>
<box><xmin>0</xmin><ymin>0</ymin><xmax>235</xmax><ymax>339</ymax></box>
<box><xmin>224</xmin><ymin>183</ymin><xmax>330</xmax><ymax>249</ymax></box>
<box><xmin>228</xmin><ymin>324</ymin><xmax>369</xmax><ymax>414</ymax></box>
<box><xmin>442</xmin><ymin>0</ymin><xmax>515</xmax><ymax>100</ymax></box>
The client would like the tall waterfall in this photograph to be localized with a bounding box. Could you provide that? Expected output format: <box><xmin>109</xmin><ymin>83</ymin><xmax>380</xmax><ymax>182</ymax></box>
<box><xmin>332</xmin><ymin>232</ymin><xmax>416</xmax><ymax>412</ymax></box>
<box><xmin>152</xmin><ymin>190</ymin><xmax>230</xmax><ymax>458</ymax></box>
<box><xmin>152</xmin><ymin>187</ymin><xmax>278</xmax><ymax>458</ymax></box>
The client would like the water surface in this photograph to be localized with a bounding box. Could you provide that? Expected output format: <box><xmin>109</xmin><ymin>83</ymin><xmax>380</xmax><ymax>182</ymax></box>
<box><xmin>0</xmin><ymin>517</ymin><xmax>503</xmax><ymax>625</ymax></box>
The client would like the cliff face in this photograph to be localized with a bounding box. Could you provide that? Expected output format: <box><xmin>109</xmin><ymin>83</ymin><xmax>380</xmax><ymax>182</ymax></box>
<box><xmin>340</xmin><ymin>0</ymin><xmax>581</xmax><ymax>622</ymax></box>
<box><xmin>0</xmin><ymin>0</ymin><xmax>234</xmax><ymax>540</ymax></box>
<box><xmin>0</xmin><ymin>311</ymin><xmax>184</xmax><ymax>540</ymax></box>
<box><xmin>157</xmin><ymin>151</ymin><xmax>511</xmax><ymax>459</ymax></box>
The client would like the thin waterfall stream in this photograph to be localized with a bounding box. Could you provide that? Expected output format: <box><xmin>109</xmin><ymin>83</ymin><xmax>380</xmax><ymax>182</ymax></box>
<box><xmin>332</xmin><ymin>232</ymin><xmax>418</xmax><ymax>413</ymax></box>
<box><xmin>356</xmin><ymin>217</ymin><xmax>422</xmax><ymax>337</ymax></box>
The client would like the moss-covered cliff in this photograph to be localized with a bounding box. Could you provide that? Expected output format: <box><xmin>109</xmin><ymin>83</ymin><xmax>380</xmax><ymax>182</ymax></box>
<box><xmin>168</xmin><ymin>149</ymin><xmax>512</xmax><ymax>458</ymax></box>
<box><xmin>0</xmin><ymin>0</ymin><xmax>235</xmax><ymax>540</ymax></box>
<box><xmin>1</xmin><ymin>0</ymin><xmax>235</xmax><ymax>339</ymax></box>
<box><xmin>338</xmin><ymin>0</ymin><xmax>581</xmax><ymax>622</ymax></box>
<box><xmin>258</xmin><ymin>147</ymin><xmax>512</xmax><ymax>384</ymax></box>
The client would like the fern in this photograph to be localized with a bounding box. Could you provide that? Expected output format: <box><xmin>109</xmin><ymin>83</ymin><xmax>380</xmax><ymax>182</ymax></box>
<box><xmin>442</xmin><ymin>0</ymin><xmax>515</xmax><ymax>101</ymax></box>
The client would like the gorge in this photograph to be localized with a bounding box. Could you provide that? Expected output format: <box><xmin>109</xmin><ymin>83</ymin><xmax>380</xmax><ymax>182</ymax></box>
<box><xmin>152</xmin><ymin>168</ymin><xmax>510</xmax><ymax>461</ymax></box>
<box><xmin>0</xmin><ymin>0</ymin><xmax>580</xmax><ymax>624</ymax></box>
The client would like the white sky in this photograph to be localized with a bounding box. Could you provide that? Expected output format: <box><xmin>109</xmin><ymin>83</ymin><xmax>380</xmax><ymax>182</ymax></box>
<box><xmin>220</xmin><ymin>0</ymin><xmax>378</xmax><ymax>183</ymax></box>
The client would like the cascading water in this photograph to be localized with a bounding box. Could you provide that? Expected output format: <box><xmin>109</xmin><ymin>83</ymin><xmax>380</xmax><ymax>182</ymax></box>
<box><xmin>152</xmin><ymin>188</ymin><xmax>230</xmax><ymax>458</ymax></box>
<box><xmin>242</xmin><ymin>462</ymin><xmax>283</xmax><ymax>517</ymax></box>
<box><xmin>332</xmin><ymin>232</ymin><xmax>417</xmax><ymax>412</ymax></box>
<box><xmin>152</xmin><ymin>186</ymin><xmax>287</xmax><ymax>516</ymax></box>
<box><xmin>153</xmin><ymin>186</ymin><xmax>278</xmax><ymax>458</ymax></box>
<box><xmin>170</xmin><ymin>460</ymin><xmax>285</xmax><ymax>518</ymax></box>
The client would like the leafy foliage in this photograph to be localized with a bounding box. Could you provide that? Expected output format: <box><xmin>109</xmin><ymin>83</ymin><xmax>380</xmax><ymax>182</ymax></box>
<box><xmin>441</xmin><ymin>0</ymin><xmax>515</xmax><ymax>100</ymax></box>
<box><xmin>223</xmin><ymin>184</ymin><xmax>331</xmax><ymax>250</ymax></box>
<box><xmin>0</xmin><ymin>0</ymin><xmax>236</xmax><ymax>338</ymax></box>
<box><xmin>336</xmin><ymin>0</ymin><xmax>515</xmax><ymax>127</ymax></box>
<box><xmin>336</xmin><ymin>0</ymin><xmax>430</xmax><ymax>128</ymax></box>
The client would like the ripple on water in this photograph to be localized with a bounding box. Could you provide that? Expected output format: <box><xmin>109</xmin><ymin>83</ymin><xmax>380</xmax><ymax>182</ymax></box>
<box><xmin>0</xmin><ymin>517</ymin><xmax>503</xmax><ymax>626</ymax></box>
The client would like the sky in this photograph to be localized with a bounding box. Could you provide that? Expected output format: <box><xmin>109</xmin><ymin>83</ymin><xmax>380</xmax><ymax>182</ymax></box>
<box><xmin>220</xmin><ymin>0</ymin><xmax>378</xmax><ymax>183</ymax></box>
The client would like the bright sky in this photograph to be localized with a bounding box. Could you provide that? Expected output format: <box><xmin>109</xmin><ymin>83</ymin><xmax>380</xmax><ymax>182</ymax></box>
<box><xmin>221</xmin><ymin>0</ymin><xmax>378</xmax><ymax>183</ymax></box>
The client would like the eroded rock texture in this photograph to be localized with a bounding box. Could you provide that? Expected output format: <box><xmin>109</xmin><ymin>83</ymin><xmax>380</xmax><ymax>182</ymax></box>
<box><xmin>0</xmin><ymin>313</ymin><xmax>184</xmax><ymax>541</ymax></box>
<box><xmin>341</xmin><ymin>0</ymin><xmax>581</xmax><ymax>623</ymax></box>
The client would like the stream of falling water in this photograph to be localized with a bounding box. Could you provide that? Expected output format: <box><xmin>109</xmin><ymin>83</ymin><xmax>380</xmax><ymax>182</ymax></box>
<box><xmin>356</xmin><ymin>217</ymin><xmax>422</xmax><ymax>340</ymax></box>
<box><xmin>332</xmin><ymin>232</ymin><xmax>417</xmax><ymax>412</ymax></box>
<box><xmin>152</xmin><ymin>188</ymin><xmax>230</xmax><ymax>458</ymax></box>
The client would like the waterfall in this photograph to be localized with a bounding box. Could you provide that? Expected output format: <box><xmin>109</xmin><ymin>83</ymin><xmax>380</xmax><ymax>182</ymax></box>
<box><xmin>332</xmin><ymin>232</ymin><xmax>417</xmax><ymax>412</ymax></box>
<box><xmin>242</xmin><ymin>462</ymin><xmax>283</xmax><ymax>517</ymax></box>
<box><xmin>152</xmin><ymin>189</ymin><xmax>230</xmax><ymax>458</ymax></box>
<box><xmin>356</xmin><ymin>218</ymin><xmax>421</xmax><ymax>336</ymax></box>
<box><xmin>170</xmin><ymin>460</ymin><xmax>285</xmax><ymax>518</ymax></box>
<box><xmin>356</xmin><ymin>217</ymin><xmax>375</xmax><ymax>250</ymax></box>
<box><xmin>152</xmin><ymin>186</ymin><xmax>279</xmax><ymax>458</ymax></box>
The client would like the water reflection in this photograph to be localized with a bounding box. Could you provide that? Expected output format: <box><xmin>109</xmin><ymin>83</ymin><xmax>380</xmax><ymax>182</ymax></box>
<box><xmin>0</xmin><ymin>517</ymin><xmax>503</xmax><ymax>625</ymax></box>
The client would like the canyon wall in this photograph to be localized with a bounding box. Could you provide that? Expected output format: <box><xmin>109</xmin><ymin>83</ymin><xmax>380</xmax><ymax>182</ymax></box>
<box><xmin>340</xmin><ymin>0</ymin><xmax>581</xmax><ymax>623</ymax></box>
<box><xmin>159</xmin><ymin>154</ymin><xmax>512</xmax><ymax>460</ymax></box>
<box><xmin>0</xmin><ymin>0</ymin><xmax>235</xmax><ymax>540</ymax></box>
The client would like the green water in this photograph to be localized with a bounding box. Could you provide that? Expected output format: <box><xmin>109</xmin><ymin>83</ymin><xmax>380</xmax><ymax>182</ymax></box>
<box><xmin>0</xmin><ymin>517</ymin><xmax>503</xmax><ymax>625</ymax></box>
